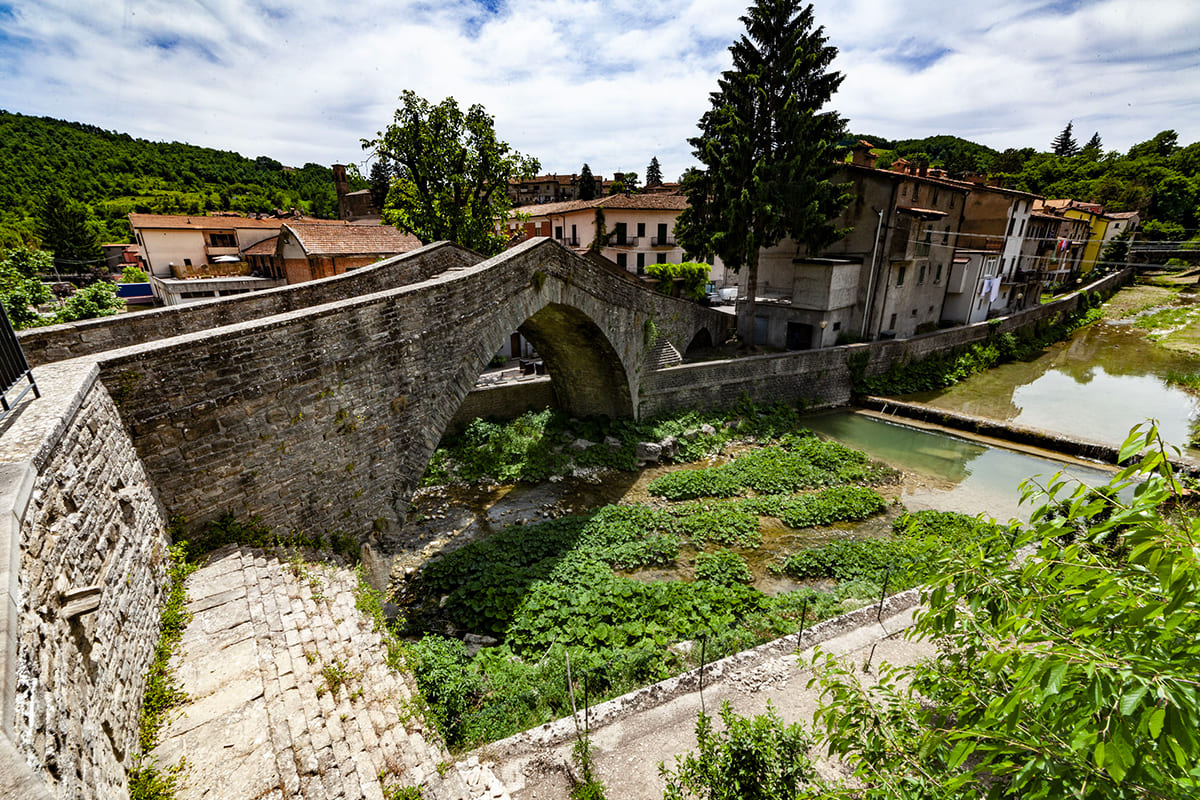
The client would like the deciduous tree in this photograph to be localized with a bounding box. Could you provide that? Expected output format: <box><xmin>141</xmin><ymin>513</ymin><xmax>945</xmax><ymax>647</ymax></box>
<box><xmin>676</xmin><ymin>0</ymin><xmax>849</xmax><ymax>342</ymax></box>
<box><xmin>362</xmin><ymin>91</ymin><xmax>540</xmax><ymax>256</ymax></box>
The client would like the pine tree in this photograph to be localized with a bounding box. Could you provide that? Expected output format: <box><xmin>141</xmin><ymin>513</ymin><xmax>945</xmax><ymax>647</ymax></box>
<box><xmin>1052</xmin><ymin>121</ymin><xmax>1080</xmax><ymax>157</ymax></box>
<box><xmin>38</xmin><ymin>190</ymin><xmax>104</xmax><ymax>280</ymax></box>
<box><xmin>645</xmin><ymin>156</ymin><xmax>663</xmax><ymax>187</ymax></box>
<box><xmin>577</xmin><ymin>163</ymin><xmax>597</xmax><ymax>200</ymax></box>
<box><xmin>1085</xmin><ymin>131</ymin><xmax>1102</xmax><ymax>152</ymax></box>
<box><xmin>676</xmin><ymin>0</ymin><xmax>849</xmax><ymax>342</ymax></box>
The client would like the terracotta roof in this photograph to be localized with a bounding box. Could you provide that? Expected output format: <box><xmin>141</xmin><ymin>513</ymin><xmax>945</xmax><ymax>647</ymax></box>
<box><xmin>282</xmin><ymin>221</ymin><xmax>422</xmax><ymax>256</ymax></box>
<box><xmin>243</xmin><ymin>236</ymin><xmax>279</xmax><ymax>256</ymax></box>
<box><xmin>128</xmin><ymin>213</ymin><xmax>337</xmax><ymax>231</ymax></box>
<box><xmin>512</xmin><ymin>193</ymin><xmax>689</xmax><ymax>218</ymax></box>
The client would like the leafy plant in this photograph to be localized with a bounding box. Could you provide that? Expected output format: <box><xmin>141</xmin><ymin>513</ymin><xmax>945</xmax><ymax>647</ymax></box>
<box><xmin>53</xmin><ymin>280</ymin><xmax>124</xmax><ymax>323</ymax></box>
<box><xmin>806</xmin><ymin>422</ymin><xmax>1200</xmax><ymax>798</ymax></box>
<box><xmin>695</xmin><ymin>549</ymin><xmax>754</xmax><ymax>586</ymax></box>
<box><xmin>121</xmin><ymin>264</ymin><xmax>149</xmax><ymax>282</ymax></box>
<box><xmin>660</xmin><ymin>701</ymin><xmax>816</xmax><ymax>800</ymax></box>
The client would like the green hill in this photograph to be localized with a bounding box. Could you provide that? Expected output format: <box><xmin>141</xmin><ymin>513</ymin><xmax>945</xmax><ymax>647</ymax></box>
<box><xmin>0</xmin><ymin>110</ymin><xmax>363</xmax><ymax>247</ymax></box>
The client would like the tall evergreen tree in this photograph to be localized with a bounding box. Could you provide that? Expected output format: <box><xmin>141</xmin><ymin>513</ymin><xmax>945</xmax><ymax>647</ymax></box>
<box><xmin>645</xmin><ymin>156</ymin><xmax>663</xmax><ymax>187</ymax></box>
<box><xmin>1084</xmin><ymin>131</ymin><xmax>1103</xmax><ymax>152</ymax></box>
<box><xmin>577</xmin><ymin>163</ymin><xmax>597</xmax><ymax>200</ymax></box>
<box><xmin>38</xmin><ymin>191</ymin><xmax>104</xmax><ymax>280</ymax></box>
<box><xmin>1052</xmin><ymin>121</ymin><xmax>1080</xmax><ymax>157</ymax></box>
<box><xmin>676</xmin><ymin>0</ymin><xmax>849</xmax><ymax>341</ymax></box>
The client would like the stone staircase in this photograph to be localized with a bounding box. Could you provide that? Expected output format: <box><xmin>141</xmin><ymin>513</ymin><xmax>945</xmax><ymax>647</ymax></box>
<box><xmin>150</xmin><ymin>545</ymin><xmax>509</xmax><ymax>800</ymax></box>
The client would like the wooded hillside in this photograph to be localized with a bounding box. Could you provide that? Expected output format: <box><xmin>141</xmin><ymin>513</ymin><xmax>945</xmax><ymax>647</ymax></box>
<box><xmin>0</xmin><ymin>110</ymin><xmax>363</xmax><ymax>248</ymax></box>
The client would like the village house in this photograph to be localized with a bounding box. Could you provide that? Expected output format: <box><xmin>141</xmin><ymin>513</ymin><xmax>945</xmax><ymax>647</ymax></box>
<box><xmin>747</xmin><ymin>144</ymin><xmax>970</xmax><ymax>348</ymax></box>
<box><xmin>508</xmin><ymin>193</ymin><xmax>726</xmax><ymax>281</ymax></box>
<box><xmin>128</xmin><ymin>212</ymin><xmax>304</xmax><ymax>279</ymax></box>
<box><xmin>506</xmin><ymin>173</ymin><xmax>604</xmax><ymax>206</ymax></box>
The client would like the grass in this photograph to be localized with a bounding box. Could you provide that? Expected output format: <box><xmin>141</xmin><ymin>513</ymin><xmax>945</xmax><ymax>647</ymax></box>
<box><xmin>127</xmin><ymin>541</ymin><xmax>198</xmax><ymax>800</ymax></box>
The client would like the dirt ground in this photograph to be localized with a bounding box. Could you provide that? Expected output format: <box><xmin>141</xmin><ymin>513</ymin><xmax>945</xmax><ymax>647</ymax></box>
<box><xmin>473</xmin><ymin>601</ymin><xmax>933</xmax><ymax>800</ymax></box>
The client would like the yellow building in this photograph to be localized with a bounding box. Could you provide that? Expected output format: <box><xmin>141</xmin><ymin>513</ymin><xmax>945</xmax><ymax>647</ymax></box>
<box><xmin>1037</xmin><ymin>199</ymin><xmax>1109</xmax><ymax>273</ymax></box>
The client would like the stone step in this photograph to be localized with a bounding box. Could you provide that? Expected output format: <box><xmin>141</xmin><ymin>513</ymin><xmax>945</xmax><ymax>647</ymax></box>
<box><xmin>150</xmin><ymin>545</ymin><xmax>478</xmax><ymax>800</ymax></box>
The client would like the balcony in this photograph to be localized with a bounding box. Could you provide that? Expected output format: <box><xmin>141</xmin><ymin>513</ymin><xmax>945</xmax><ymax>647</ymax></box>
<box><xmin>557</xmin><ymin>236</ymin><xmax>580</xmax><ymax>247</ymax></box>
<box><xmin>205</xmin><ymin>245</ymin><xmax>240</xmax><ymax>257</ymax></box>
<box><xmin>651</xmin><ymin>235</ymin><xmax>676</xmax><ymax>247</ymax></box>
<box><xmin>610</xmin><ymin>236</ymin><xmax>641</xmax><ymax>248</ymax></box>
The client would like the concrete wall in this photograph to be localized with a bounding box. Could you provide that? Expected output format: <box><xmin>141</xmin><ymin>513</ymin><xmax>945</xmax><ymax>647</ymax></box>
<box><xmin>18</xmin><ymin>241</ymin><xmax>483</xmax><ymax>367</ymax></box>
<box><xmin>447</xmin><ymin>378</ymin><xmax>556</xmax><ymax>436</ymax></box>
<box><xmin>0</xmin><ymin>361</ymin><xmax>172</xmax><ymax>799</ymax></box>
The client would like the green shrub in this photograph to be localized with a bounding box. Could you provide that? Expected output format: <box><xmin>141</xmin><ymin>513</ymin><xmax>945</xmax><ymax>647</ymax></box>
<box><xmin>695</xmin><ymin>549</ymin><xmax>754</xmax><ymax>586</ymax></box>
<box><xmin>406</xmin><ymin>635</ymin><xmax>486</xmax><ymax>748</ymax></box>
<box><xmin>54</xmin><ymin>280</ymin><xmax>125</xmax><ymax>323</ymax></box>
<box><xmin>121</xmin><ymin>264</ymin><xmax>148</xmax><ymax>282</ymax></box>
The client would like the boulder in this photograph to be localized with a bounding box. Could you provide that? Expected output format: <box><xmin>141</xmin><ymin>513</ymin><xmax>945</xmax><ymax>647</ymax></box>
<box><xmin>635</xmin><ymin>441</ymin><xmax>663</xmax><ymax>463</ymax></box>
<box><xmin>658</xmin><ymin>435</ymin><xmax>679</xmax><ymax>459</ymax></box>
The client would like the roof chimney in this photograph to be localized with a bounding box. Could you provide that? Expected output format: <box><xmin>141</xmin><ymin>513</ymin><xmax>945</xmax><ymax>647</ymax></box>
<box><xmin>332</xmin><ymin>164</ymin><xmax>350</xmax><ymax>220</ymax></box>
<box><xmin>850</xmin><ymin>140</ymin><xmax>877</xmax><ymax>169</ymax></box>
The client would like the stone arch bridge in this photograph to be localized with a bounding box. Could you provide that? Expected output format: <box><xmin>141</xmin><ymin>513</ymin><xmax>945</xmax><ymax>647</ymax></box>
<box><xmin>25</xmin><ymin>238</ymin><xmax>730</xmax><ymax>548</ymax></box>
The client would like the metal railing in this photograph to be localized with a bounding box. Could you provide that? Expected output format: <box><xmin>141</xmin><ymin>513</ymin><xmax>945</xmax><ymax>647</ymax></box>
<box><xmin>0</xmin><ymin>304</ymin><xmax>38</xmax><ymax>422</ymax></box>
<box><xmin>651</xmin><ymin>235</ymin><xmax>676</xmax><ymax>247</ymax></box>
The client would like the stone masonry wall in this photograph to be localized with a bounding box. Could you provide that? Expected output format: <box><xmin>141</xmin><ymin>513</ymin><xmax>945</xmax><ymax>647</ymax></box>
<box><xmin>639</xmin><ymin>271</ymin><xmax>1129</xmax><ymax>417</ymax></box>
<box><xmin>95</xmin><ymin>239</ymin><xmax>725</xmax><ymax>547</ymax></box>
<box><xmin>446</xmin><ymin>378</ymin><xmax>557</xmax><ymax>435</ymax></box>
<box><xmin>18</xmin><ymin>242</ymin><xmax>482</xmax><ymax>368</ymax></box>
<box><xmin>4</xmin><ymin>363</ymin><xmax>172</xmax><ymax>799</ymax></box>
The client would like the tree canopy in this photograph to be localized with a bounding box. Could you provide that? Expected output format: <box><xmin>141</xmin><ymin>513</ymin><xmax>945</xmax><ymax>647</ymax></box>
<box><xmin>578</xmin><ymin>163</ymin><xmax>597</xmax><ymax>201</ymax></box>
<box><xmin>646</xmin><ymin>156</ymin><xmax>664</xmax><ymax>187</ymax></box>
<box><xmin>676</xmin><ymin>0</ymin><xmax>849</xmax><ymax>341</ymax></box>
<box><xmin>1052</xmin><ymin>120</ymin><xmax>1080</xmax><ymax>157</ymax></box>
<box><xmin>362</xmin><ymin>91</ymin><xmax>540</xmax><ymax>256</ymax></box>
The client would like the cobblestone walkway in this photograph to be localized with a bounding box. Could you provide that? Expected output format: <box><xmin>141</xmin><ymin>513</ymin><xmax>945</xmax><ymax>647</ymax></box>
<box><xmin>151</xmin><ymin>545</ymin><xmax>508</xmax><ymax>800</ymax></box>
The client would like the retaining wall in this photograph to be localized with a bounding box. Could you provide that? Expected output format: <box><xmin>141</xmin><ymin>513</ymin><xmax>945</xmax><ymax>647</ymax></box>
<box><xmin>639</xmin><ymin>270</ymin><xmax>1130</xmax><ymax>417</ymax></box>
<box><xmin>0</xmin><ymin>362</ymin><xmax>172</xmax><ymax>799</ymax></box>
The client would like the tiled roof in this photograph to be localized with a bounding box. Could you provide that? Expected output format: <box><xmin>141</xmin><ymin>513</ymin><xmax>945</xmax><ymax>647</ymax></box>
<box><xmin>283</xmin><ymin>222</ymin><xmax>422</xmax><ymax>256</ymax></box>
<box><xmin>512</xmin><ymin>193</ymin><xmax>689</xmax><ymax>218</ymax></box>
<box><xmin>128</xmin><ymin>213</ymin><xmax>337</xmax><ymax>231</ymax></box>
<box><xmin>243</xmin><ymin>236</ymin><xmax>279</xmax><ymax>256</ymax></box>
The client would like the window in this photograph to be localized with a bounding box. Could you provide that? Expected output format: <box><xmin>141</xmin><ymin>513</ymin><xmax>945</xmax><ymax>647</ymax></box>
<box><xmin>1006</xmin><ymin>216</ymin><xmax>1015</xmax><ymax>237</ymax></box>
<box><xmin>616</xmin><ymin>253</ymin><xmax>627</xmax><ymax>269</ymax></box>
<box><xmin>897</xmin><ymin>265</ymin><xmax>906</xmax><ymax>286</ymax></box>
<box><xmin>183</xmin><ymin>258</ymin><xmax>192</xmax><ymax>266</ymax></box>
<box><xmin>912</xmin><ymin>308</ymin><xmax>918</xmax><ymax>316</ymax></box>
<box><xmin>918</xmin><ymin>264</ymin><xmax>926</xmax><ymax>284</ymax></box>
<box><xmin>636</xmin><ymin>252</ymin><xmax>645</xmax><ymax>274</ymax></box>
<box><xmin>832</xmin><ymin>321</ymin><xmax>841</xmax><ymax>331</ymax></box>
<box><xmin>656</xmin><ymin>253</ymin><xmax>667</xmax><ymax>264</ymax></box>
<box><xmin>555</xmin><ymin>226</ymin><xmax>563</xmax><ymax>240</ymax></box>
<box><xmin>636</xmin><ymin>222</ymin><xmax>646</xmax><ymax>238</ymax></box>
<box><xmin>943</xmin><ymin>227</ymin><xmax>950</xmax><ymax>244</ymax></box>
<box><xmin>208</xmin><ymin>232</ymin><xmax>236</xmax><ymax>248</ymax></box>
<box><xmin>1018</xmin><ymin>218</ymin><xmax>1026</xmax><ymax>238</ymax></box>
<box><xmin>932</xmin><ymin>188</ymin><xmax>939</xmax><ymax>205</ymax></box>
<box><xmin>614</xmin><ymin>223</ymin><xmax>627</xmax><ymax>245</ymax></box>
<box><xmin>935</xmin><ymin>264</ymin><xmax>943</xmax><ymax>283</ymax></box>
<box><xmin>889</xmin><ymin>313</ymin><xmax>897</xmax><ymax>329</ymax></box>
<box><xmin>912</xmin><ymin>184</ymin><xmax>920</xmax><ymax>202</ymax></box>
<box><xmin>950</xmin><ymin>195</ymin><xmax>956</xmax><ymax>209</ymax></box>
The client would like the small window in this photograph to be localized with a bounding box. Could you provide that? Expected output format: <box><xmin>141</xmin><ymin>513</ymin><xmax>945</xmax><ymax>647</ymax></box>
<box><xmin>555</xmin><ymin>226</ymin><xmax>563</xmax><ymax>240</ymax></box>
<box><xmin>888</xmin><ymin>313</ymin><xmax>897</xmax><ymax>329</ymax></box>
<box><xmin>913</xmin><ymin>184</ymin><xmax>920</xmax><ymax>202</ymax></box>
<box><xmin>897</xmin><ymin>266</ymin><xmax>906</xmax><ymax>286</ymax></box>
<box><xmin>918</xmin><ymin>264</ymin><xmax>926</xmax><ymax>284</ymax></box>
<box><xmin>656</xmin><ymin>253</ymin><xmax>667</xmax><ymax>264</ymax></box>
<box><xmin>932</xmin><ymin>188</ymin><xmax>939</xmax><ymax>205</ymax></box>
<box><xmin>184</xmin><ymin>258</ymin><xmax>192</xmax><ymax>266</ymax></box>
<box><xmin>636</xmin><ymin>222</ymin><xmax>646</xmax><ymax>238</ymax></box>
<box><xmin>636</xmin><ymin>252</ymin><xmax>645</xmax><ymax>274</ymax></box>
<box><xmin>935</xmin><ymin>264</ymin><xmax>943</xmax><ymax>282</ymax></box>
<box><xmin>911</xmin><ymin>308</ymin><xmax>918</xmax><ymax>316</ymax></box>
<box><xmin>616</xmin><ymin>253</ymin><xmax>627</xmax><ymax>269</ymax></box>
<box><xmin>832</xmin><ymin>321</ymin><xmax>841</xmax><ymax>331</ymax></box>
<box><xmin>943</xmin><ymin>227</ymin><xmax>950</xmax><ymax>244</ymax></box>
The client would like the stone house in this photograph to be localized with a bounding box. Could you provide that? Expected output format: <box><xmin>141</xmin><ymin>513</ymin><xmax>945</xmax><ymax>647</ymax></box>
<box><xmin>747</xmin><ymin>144</ymin><xmax>970</xmax><ymax>348</ymax></box>
<box><xmin>274</xmin><ymin>222</ymin><xmax>423</xmax><ymax>284</ymax></box>
<box><xmin>128</xmin><ymin>212</ymin><xmax>300</xmax><ymax>279</ymax></box>
<box><xmin>506</xmin><ymin>173</ymin><xmax>603</xmax><ymax>206</ymax></box>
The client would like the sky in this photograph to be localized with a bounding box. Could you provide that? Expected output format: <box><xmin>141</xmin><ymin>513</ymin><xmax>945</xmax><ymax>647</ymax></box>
<box><xmin>2</xmin><ymin>0</ymin><xmax>1199</xmax><ymax>182</ymax></box>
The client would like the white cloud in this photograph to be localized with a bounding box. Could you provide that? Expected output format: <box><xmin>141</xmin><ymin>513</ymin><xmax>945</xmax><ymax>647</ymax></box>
<box><xmin>1</xmin><ymin>0</ymin><xmax>1197</xmax><ymax>182</ymax></box>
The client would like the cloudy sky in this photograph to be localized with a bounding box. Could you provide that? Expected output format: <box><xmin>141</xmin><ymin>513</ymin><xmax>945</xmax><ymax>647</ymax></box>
<box><xmin>2</xmin><ymin>0</ymin><xmax>1198</xmax><ymax>182</ymax></box>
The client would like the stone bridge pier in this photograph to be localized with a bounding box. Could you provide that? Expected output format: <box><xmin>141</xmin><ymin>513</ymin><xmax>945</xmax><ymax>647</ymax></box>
<box><xmin>96</xmin><ymin>238</ymin><xmax>730</xmax><ymax>553</ymax></box>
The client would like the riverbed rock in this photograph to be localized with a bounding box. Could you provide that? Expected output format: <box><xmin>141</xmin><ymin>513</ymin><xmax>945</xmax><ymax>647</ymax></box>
<box><xmin>700</xmin><ymin>423</ymin><xmax>717</xmax><ymax>436</ymax></box>
<box><xmin>682</xmin><ymin>428</ymin><xmax>699</xmax><ymax>440</ymax></box>
<box><xmin>570</xmin><ymin>438</ymin><xmax>595</xmax><ymax>452</ymax></box>
<box><xmin>636</xmin><ymin>442</ymin><xmax>663</xmax><ymax>463</ymax></box>
<box><xmin>464</xmin><ymin>633</ymin><xmax>500</xmax><ymax>657</ymax></box>
<box><xmin>604</xmin><ymin>435</ymin><xmax>622</xmax><ymax>449</ymax></box>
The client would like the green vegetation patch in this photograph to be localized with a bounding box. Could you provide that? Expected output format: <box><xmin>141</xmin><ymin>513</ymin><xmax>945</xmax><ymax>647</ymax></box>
<box><xmin>647</xmin><ymin>435</ymin><xmax>895</xmax><ymax>500</ymax></box>
<box><xmin>423</xmin><ymin>400</ymin><xmax>807</xmax><ymax>487</ymax></box>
